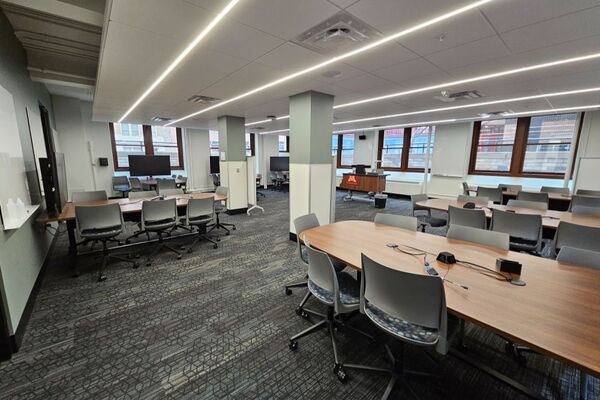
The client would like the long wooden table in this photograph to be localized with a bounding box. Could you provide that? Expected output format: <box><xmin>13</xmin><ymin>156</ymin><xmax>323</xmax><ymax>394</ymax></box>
<box><xmin>416</xmin><ymin>198</ymin><xmax>600</xmax><ymax>230</ymax></box>
<box><xmin>301</xmin><ymin>221</ymin><xmax>600</xmax><ymax>383</ymax></box>
<box><xmin>37</xmin><ymin>192</ymin><xmax>226</xmax><ymax>255</ymax></box>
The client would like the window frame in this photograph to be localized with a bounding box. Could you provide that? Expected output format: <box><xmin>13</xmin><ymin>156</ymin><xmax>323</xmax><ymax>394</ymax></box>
<box><xmin>110</xmin><ymin>123</ymin><xmax>184</xmax><ymax>171</ymax></box>
<box><xmin>333</xmin><ymin>133</ymin><xmax>355</xmax><ymax>168</ymax></box>
<box><xmin>468</xmin><ymin>113</ymin><xmax>583</xmax><ymax>179</ymax></box>
<box><xmin>376</xmin><ymin>127</ymin><xmax>434</xmax><ymax>172</ymax></box>
<box><xmin>245</xmin><ymin>133</ymin><xmax>256</xmax><ymax>157</ymax></box>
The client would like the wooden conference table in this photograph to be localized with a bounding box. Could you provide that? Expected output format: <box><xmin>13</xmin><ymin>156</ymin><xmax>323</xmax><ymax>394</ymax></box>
<box><xmin>416</xmin><ymin>198</ymin><xmax>600</xmax><ymax>230</ymax></box>
<box><xmin>301</xmin><ymin>221</ymin><xmax>600</xmax><ymax>395</ymax></box>
<box><xmin>37</xmin><ymin>192</ymin><xmax>226</xmax><ymax>255</ymax></box>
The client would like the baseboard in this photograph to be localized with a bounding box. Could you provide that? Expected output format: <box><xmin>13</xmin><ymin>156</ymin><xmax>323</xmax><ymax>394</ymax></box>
<box><xmin>226</xmin><ymin>207</ymin><xmax>247</xmax><ymax>215</ymax></box>
<box><xmin>289</xmin><ymin>232</ymin><xmax>297</xmax><ymax>242</ymax></box>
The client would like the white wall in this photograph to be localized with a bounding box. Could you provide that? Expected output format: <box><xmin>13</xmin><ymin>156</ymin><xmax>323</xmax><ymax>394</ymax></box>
<box><xmin>183</xmin><ymin>128</ymin><xmax>212</xmax><ymax>191</ymax></box>
<box><xmin>258</xmin><ymin>134</ymin><xmax>280</xmax><ymax>186</ymax></box>
<box><xmin>573</xmin><ymin>110</ymin><xmax>600</xmax><ymax>191</ymax></box>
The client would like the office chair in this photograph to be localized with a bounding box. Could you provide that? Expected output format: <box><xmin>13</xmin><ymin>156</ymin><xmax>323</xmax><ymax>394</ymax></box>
<box><xmin>410</xmin><ymin>194</ymin><xmax>446</xmax><ymax>231</ymax></box>
<box><xmin>476</xmin><ymin>186</ymin><xmax>503</xmax><ymax>204</ymax></box>
<box><xmin>128</xmin><ymin>191</ymin><xmax>155</xmax><ymax>200</ymax></box>
<box><xmin>447</xmin><ymin>225</ymin><xmax>509</xmax><ymax>250</ymax></box>
<box><xmin>551</xmin><ymin>222</ymin><xmax>600</xmax><ymax>257</ymax></box>
<box><xmin>462</xmin><ymin>181</ymin><xmax>471</xmax><ymax>195</ymax></box>
<box><xmin>343</xmin><ymin>254</ymin><xmax>454</xmax><ymax>399</ymax></box>
<box><xmin>256</xmin><ymin>174</ymin><xmax>265</xmax><ymax>198</ymax></box>
<box><xmin>498</xmin><ymin>184</ymin><xmax>522</xmax><ymax>192</ymax></box>
<box><xmin>506</xmin><ymin>199</ymin><xmax>548</xmax><ymax>211</ymax></box>
<box><xmin>141</xmin><ymin>198</ymin><xmax>182</xmax><ymax>266</ymax></box>
<box><xmin>75</xmin><ymin>203</ymin><xmax>137</xmax><ymax>281</ymax></box>
<box><xmin>179</xmin><ymin>176</ymin><xmax>188</xmax><ymax>191</ymax></box>
<box><xmin>374</xmin><ymin>213</ymin><xmax>417</xmax><ymax>231</ymax></box>
<box><xmin>157</xmin><ymin>179</ymin><xmax>176</xmax><ymax>194</ymax></box>
<box><xmin>276</xmin><ymin>171</ymin><xmax>289</xmax><ymax>192</ymax></box>
<box><xmin>210</xmin><ymin>173</ymin><xmax>220</xmax><ymax>188</ymax></box>
<box><xmin>571</xmin><ymin>205</ymin><xmax>600</xmax><ymax>217</ymax></box>
<box><xmin>457</xmin><ymin>195</ymin><xmax>489</xmax><ymax>206</ymax></box>
<box><xmin>516</xmin><ymin>191</ymin><xmax>549</xmax><ymax>205</ymax></box>
<box><xmin>568</xmin><ymin>194</ymin><xmax>600</xmax><ymax>211</ymax></box>
<box><xmin>447</xmin><ymin>206</ymin><xmax>487</xmax><ymax>230</ymax></box>
<box><xmin>160</xmin><ymin>188</ymin><xmax>185</xmax><ymax>197</ymax></box>
<box><xmin>557</xmin><ymin>246</ymin><xmax>600</xmax><ymax>269</ymax></box>
<box><xmin>185</xmin><ymin>197</ymin><xmax>218</xmax><ymax>251</ymax></box>
<box><xmin>576</xmin><ymin>189</ymin><xmax>600</xmax><ymax>196</ymax></box>
<box><xmin>288</xmin><ymin>242</ymin><xmax>373</xmax><ymax>383</ymax></box>
<box><xmin>129</xmin><ymin>177</ymin><xmax>143</xmax><ymax>192</ymax></box>
<box><xmin>112</xmin><ymin>176</ymin><xmax>131</xmax><ymax>197</ymax></box>
<box><xmin>208</xmin><ymin>186</ymin><xmax>236</xmax><ymax>235</ymax></box>
<box><xmin>72</xmin><ymin>190</ymin><xmax>108</xmax><ymax>202</ymax></box>
<box><xmin>541</xmin><ymin>186</ymin><xmax>570</xmax><ymax>195</ymax></box>
<box><xmin>269</xmin><ymin>171</ymin><xmax>280</xmax><ymax>190</ymax></box>
<box><xmin>491</xmin><ymin>209</ymin><xmax>543</xmax><ymax>254</ymax></box>
<box><xmin>286</xmin><ymin>213</ymin><xmax>346</xmax><ymax>318</ymax></box>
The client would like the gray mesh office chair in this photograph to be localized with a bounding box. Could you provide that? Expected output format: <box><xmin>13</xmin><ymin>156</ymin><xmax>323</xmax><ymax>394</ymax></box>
<box><xmin>462</xmin><ymin>182</ymin><xmax>470</xmax><ymax>195</ymax></box>
<box><xmin>576</xmin><ymin>189</ymin><xmax>600</xmax><ymax>196</ymax></box>
<box><xmin>551</xmin><ymin>222</ymin><xmax>600</xmax><ymax>257</ymax></box>
<box><xmin>72</xmin><ymin>190</ymin><xmax>108</xmax><ymax>202</ymax></box>
<box><xmin>507</xmin><ymin>199</ymin><xmax>548</xmax><ymax>211</ymax></box>
<box><xmin>571</xmin><ymin>205</ymin><xmax>600</xmax><ymax>217</ymax></box>
<box><xmin>498</xmin><ymin>184</ymin><xmax>522</xmax><ymax>192</ymax></box>
<box><xmin>457</xmin><ymin>195</ymin><xmax>489</xmax><ymax>206</ymax></box>
<box><xmin>112</xmin><ymin>176</ymin><xmax>130</xmax><ymax>197</ymax></box>
<box><xmin>557</xmin><ymin>246</ymin><xmax>600</xmax><ymax>269</ymax></box>
<box><xmin>160</xmin><ymin>188</ymin><xmax>185</xmax><ymax>197</ymax></box>
<box><xmin>516</xmin><ymin>191</ymin><xmax>549</xmax><ymax>205</ymax></box>
<box><xmin>75</xmin><ymin>203</ymin><xmax>137</xmax><ymax>281</ymax></box>
<box><xmin>288</xmin><ymin>243</ymin><xmax>372</xmax><ymax>383</ymax></box>
<box><xmin>491</xmin><ymin>209</ymin><xmax>543</xmax><ymax>253</ymax></box>
<box><xmin>447</xmin><ymin>206</ymin><xmax>487</xmax><ymax>230</ymax></box>
<box><xmin>374</xmin><ymin>213</ymin><xmax>417</xmax><ymax>231</ymax></box>
<box><xmin>211</xmin><ymin>173</ymin><xmax>220</xmax><ymax>188</ymax></box>
<box><xmin>286</xmin><ymin>213</ymin><xmax>346</xmax><ymax>318</ymax></box>
<box><xmin>142</xmin><ymin>199</ymin><xmax>181</xmax><ymax>266</ymax></box>
<box><xmin>541</xmin><ymin>186</ymin><xmax>570</xmax><ymax>195</ymax></box>
<box><xmin>410</xmin><ymin>194</ymin><xmax>446</xmax><ymax>231</ymax></box>
<box><xmin>208</xmin><ymin>186</ymin><xmax>236</xmax><ymax>235</ymax></box>
<box><xmin>185</xmin><ymin>197</ymin><xmax>218</xmax><ymax>251</ymax></box>
<box><xmin>129</xmin><ymin>177</ymin><xmax>143</xmax><ymax>192</ymax></box>
<box><xmin>569</xmin><ymin>194</ymin><xmax>600</xmax><ymax>211</ymax></box>
<box><xmin>476</xmin><ymin>187</ymin><xmax>503</xmax><ymax>204</ymax></box>
<box><xmin>447</xmin><ymin>224</ymin><xmax>509</xmax><ymax>250</ymax></box>
<box><xmin>343</xmin><ymin>254</ymin><xmax>451</xmax><ymax>399</ymax></box>
<box><xmin>157</xmin><ymin>179</ymin><xmax>176</xmax><ymax>194</ymax></box>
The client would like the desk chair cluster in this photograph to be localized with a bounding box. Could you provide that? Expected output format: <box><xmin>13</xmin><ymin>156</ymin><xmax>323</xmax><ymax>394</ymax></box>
<box><xmin>269</xmin><ymin>171</ymin><xmax>289</xmax><ymax>191</ymax></box>
<box><xmin>111</xmin><ymin>176</ymin><xmax>188</xmax><ymax>197</ymax></box>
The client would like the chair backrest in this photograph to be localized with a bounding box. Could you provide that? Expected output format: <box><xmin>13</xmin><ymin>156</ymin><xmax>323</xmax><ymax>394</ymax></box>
<box><xmin>557</xmin><ymin>246</ymin><xmax>600</xmax><ymax>269</ymax></box>
<box><xmin>476</xmin><ymin>187</ymin><xmax>503</xmax><ymax>203</ymax></box>
<box><xmin>294</xmin><ymin>213</ymin><xmax>320</xmax><ymax>264</ymax></box>
<box><xmin>462</xmin><ymin>182</ymin><xmax>470</xmax><ymax>195</ymax></box>
<box><xmin>211</xmin><ymin>173</ymin><xmax>220</xmax><ymax>187</ymax></box>
<box><xmin>541</xmin><ymin>186</ymin><xmax>570</xmax><ymax>195</ymax></box>
<box><xmin>491</xmin><ymin>209</ymin><xmax>542</xmax><ymax>244</ymax></box>
<box><xmin>410</xmin><ymin>193</ymin><xmax>428</xmax><ymax>211</ymax></box>
<box><xmin>447</xmin><ymin>224</ymin><xmax>509</xmax><ymax>250</ymax></box>
<box><xmin>569</xmin><ymin>195</ymin><xmax>600</xmax><ymax>211</ymax></box>
<box><xmin>215</xmin><ymin>186</ymin><xmax>228</xmax><ymax>196</ymax></box>
<box><xmin>552</xmin><ymin>222</ymin><xmax>600</xmax><ymax>256</ymax></box>
<box><xmin>128</xmin><ymin>191</ymin><xmax>155</xmax><ymax>200</ymax></box>
<box><xmin>457</xmin><ymin>195</ymin><xmax>488</xmax><ymax>206</ymax></box>
<box><xmin>576</xmin><ymin>189</ymin><xmax>600</xmax><ymax>196</ymax></box>
<box><xmin>361</xmin><ymin>254</ymin><xmax>448</xmax><ymax>354</ymax></box>
<box><xmin>447</xmin><ymin>206</ymin><xmax>487</xmax><ymax>230</ymax></box>
<box><xmin>186</xmin><ymin>197</ymin><xmax>214</xmax><ymax>222</ymax></box>
<box><xmin>72</xmin><ymin>190</ymin><xmax>108</xmax><ymax>202</ymax></box>
<box><xmin>75</xmin><ymin>203</ymin><xmax>123</xmax><ymax>236</ymax></box>
<box><xmin>112</xmin><ymin>176</ymin><xmax>129</xmax><ymax>187</ymax></box>
<box><xmin>516</xmin><ymin>191</ymin><xmax>549</xmax><ymax>205</ymax></box>
<box><xmin>498</xmin><ymin>184</ymin><xmax>522</xmax><ymax>192</ymax></box>
<box><xmin>507</xmin><ymin>199</ymin><xmax>548</xmax><ymax>211</ymax></box>
<box><xmin>374</xmin><ymin>213</ymin><xmax>417</xmax><ymax>231</ymax></box>
<box><xmin>160</xmin><ymin>188</ymin><xmax>184</xmax><ymax>197</ymax></box>
<box><xmin>157</xmin><ymin>179</ymin><xmax>176</xmax><ymax>192</ymax></box>
<box><xmin>129</xmin><ymin>177</ymin><xmax>143</xmax><ymax>190</ymax></box>
<box><xmin>571</xmin><ymin>205</ymin><xmax>600</xmax><ymax>217</ymax></box>
<box><xmin>141</xmin><ymin>198</ymin><xmax>177</xmax><ymax>228</ymax></box>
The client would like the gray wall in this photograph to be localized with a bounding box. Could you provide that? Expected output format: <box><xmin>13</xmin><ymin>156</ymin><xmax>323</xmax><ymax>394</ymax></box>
<box><xmin>0</xmin><ymin>11</ymin><xmax>56</xmax><ymax>335</ymax></box>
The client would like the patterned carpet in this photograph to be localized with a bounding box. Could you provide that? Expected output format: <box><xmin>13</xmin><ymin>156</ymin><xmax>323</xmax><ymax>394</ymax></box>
<box><xmin>0</xmin><ymin>190</ymin><xmax>597</xmax><ymax>399</ymax></box>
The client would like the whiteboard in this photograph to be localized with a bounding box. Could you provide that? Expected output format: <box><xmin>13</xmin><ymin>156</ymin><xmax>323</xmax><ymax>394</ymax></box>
<box><xmin>26</xmin><ymin>107</ymin><xmax>47</xmax><ymax>195</ymax></box>
<box><xmin>574</xmin><ymin>157</ymin><xmax>600</xmax><ymax>192</ymax></box>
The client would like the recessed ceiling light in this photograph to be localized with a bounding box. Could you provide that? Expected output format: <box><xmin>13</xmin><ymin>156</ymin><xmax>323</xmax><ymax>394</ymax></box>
<box><xmin>118</xmin><ymin>0</ymin><xmax>241</xmax><ymax>123</ymax></box>
<box><xmin>165</xmin><ymin>0</ymin><xmax>495</xmax><ymax>126</ymax></box>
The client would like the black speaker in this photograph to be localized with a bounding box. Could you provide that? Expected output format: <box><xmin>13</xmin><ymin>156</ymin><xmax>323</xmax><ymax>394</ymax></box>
<box><xmin>98</xmin><ymin>157</ymin><xmax>109</xmax><ymax>166</ymax></box>
<box><xmin>359</xmin><ymin>135</ymin><xmax>366</xmax><ymax>140</ymax></box>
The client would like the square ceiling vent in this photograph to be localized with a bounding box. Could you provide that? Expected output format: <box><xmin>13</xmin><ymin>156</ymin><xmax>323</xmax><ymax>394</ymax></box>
<box><xmin>293</xmin><ymin>11</ymin><xmax>381</xmax><ymax>56</ymax></box>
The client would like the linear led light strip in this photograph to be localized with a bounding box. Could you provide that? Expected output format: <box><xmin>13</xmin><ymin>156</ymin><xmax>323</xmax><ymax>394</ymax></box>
<box><xmin>503</xmin><ymin>104</ymin><xmax>600</xmax><ymax>117</ymax></box>
<box><xmin>118</xmin><ymin>0</ymin><xmax>241</xmax><ymax>123</ymax></box>
<box><xmin>166</xmin><ymin>0</ymin><xmax>495</xmax><ymax>126</ymax></box>
<box><xmin>332</xmin><ymin>87</ymin><xmax>600</xmax><ymax>125</ymax></box>
<box><xmin>245</xmin><ymin>115</ymin><xmax>288</xmax><ymax>127</ymax></box>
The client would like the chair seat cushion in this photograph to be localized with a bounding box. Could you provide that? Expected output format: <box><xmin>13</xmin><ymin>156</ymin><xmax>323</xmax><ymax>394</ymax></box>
<box><xmin>308</xmin><ymin>272</ymin><xmax>359</xmax><ymax>306</ymax></box>
<box><xmin>188</xmin><ymin>215</ymin><xmax>212</xmax><ymax>224</ymax></box>
<box><xmin>80</xmin><ymin>226</ymin><xmax>122</xmax><ymax>239</ymax></box>
<box><xmin>145</xmin><ymin>218</ymin><xmax>176</xmax><ymax>230</ymax></box>
<box><xmin>427</xmin><ymin>217</ymin><xmax>447</xmax><ymax>227</ymax></box>
<box><xmin>365</xmin><ymin>302</ymin><xmax>439</xmax><ymax>345</ymax></box>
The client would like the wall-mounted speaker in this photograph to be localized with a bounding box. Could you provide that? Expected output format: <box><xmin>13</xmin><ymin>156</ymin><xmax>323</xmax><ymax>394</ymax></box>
<box><xmin>359</xmin><ymin>135</ymin><xmax>366</xmax><ymax>140</ymax></box>
<box><xmin>98</xmin><ymin>157</ymin><xmax>109</xmax><ymax>166</ymax></box>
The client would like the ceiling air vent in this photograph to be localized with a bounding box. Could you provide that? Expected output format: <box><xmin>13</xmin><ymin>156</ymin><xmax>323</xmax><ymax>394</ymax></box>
<box><xmin>187</xmin><ymin>95</ymin><xmax>221</xmax><ymax>104</ymax></box>
<box><xmin>151</xmin><ymin>116</ymin><xmax>172</xmax><ymax>122</ymax></box>
<box><xmin>293</xmin><ymin>11</ymin><xmax>381</xmax><ymax>55</ymax></box>
<box><xmin>433</xmin><ymin>90</ymin><xmax>485</xmax><ymax>103</ymax></box>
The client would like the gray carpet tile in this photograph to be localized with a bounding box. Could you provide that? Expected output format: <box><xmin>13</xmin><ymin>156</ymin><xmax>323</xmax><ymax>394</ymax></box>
<box><xmin>0</xmin><ymin>190</ymin><xmax>597</xmax><ymax>399</ymax></box>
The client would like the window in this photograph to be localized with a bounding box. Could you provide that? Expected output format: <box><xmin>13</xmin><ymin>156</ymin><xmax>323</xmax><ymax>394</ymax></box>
<box><xmin>339</xmin><ymin>134</ymin><xmax>355</xmax><ymax>167</ymax></box>
<box><xmin>209</xmin><ymin>131</ymin><xmax>219</xmax><ymax>156</ymax></box>
<box><xmin>332</xmin><ymin>135</ymin><xmax>339</xmax><ymax>158</ymax></box>
<box><xmin>278</xmin><ymin>135</ymin><xmax>289</xmax><ymax>153</ymax></box>
<box><xmin>408</xmin><ymin>126</ymin><xmax>435</xmax><ymax>169</ymax></box>
<box><xmin>469</xmin><ymin>112</ymin><xmax>581</xmax><ymax>178</ymax></box>
<box><xmin>245</xmin><ymin>133</ymin><xmax>255</xmax><ymax>157</ymax></box>
<box><xmin>376</xmin><ymin>126</ymin><xmax>435</xmax><ymax>171</ymax></box>
<box><xmin>380</xmin><ymin>129</ymin><xmax>404</xmax><ymax>168</ymax></box>
<box><xmin>109</xmin><ymin>123</ymin><xmax>184</xmax><ymax>170</ymax></box>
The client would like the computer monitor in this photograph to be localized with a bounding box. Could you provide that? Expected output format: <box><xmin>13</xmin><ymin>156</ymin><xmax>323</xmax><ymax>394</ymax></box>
<box><xmin>210</xmin><ymin>156</ymin><xmax>220</xmax><ymax>174</ymax></box>
<box><xmin>270</xmin><ymin>156</ymin><xmax>289</xmax><ymax>171</ymax></box>
<box><xmin>353</xmin><ymin>164</ymin><xmax>369</xmax><ymax>175</ymax></box>
<box><xmin>128</xmin><ymin>155</ymin><xmax>171</xmax><ymax>177</ymax></box>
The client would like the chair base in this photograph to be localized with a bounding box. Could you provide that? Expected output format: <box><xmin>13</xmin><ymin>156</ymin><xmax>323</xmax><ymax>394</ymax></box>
<box><xmin>145</xmin><ymin>232</ymin><xmax>182</xmax><ymax>266</ymax></box>
<box><xmin>207</xmin><ymin>212</ymin><xmax>236</xmax><ymax>235</ymax></box>
<box><xmin>187</xmin><ymin>226</ymin><xmax>219</xmax><ymax>252</ymax></box>
<box><xmin>92</xmin><ymin>240</ymin><xmax>138</xmax><ymax>282</ymax></box>
<box><xmin>284</xmin><ymin>281</ymin><xmax>307</xmax><ymax>295</ymax></box>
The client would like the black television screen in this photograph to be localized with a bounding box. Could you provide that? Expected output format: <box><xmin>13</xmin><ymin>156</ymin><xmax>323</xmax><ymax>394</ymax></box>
<box><xmin>128</xmin><ymin>155</ymin><xmax>171</xmax><ymax>177</ymax></box>
<box><xmin>210</xmin><ymin>156</ymin><xmax>220</xmax><ymax>174</ymax></box>
<box><xmin>270</xmin><ymin>156</ymin><xmax>289</xmax><ymax>172</ymax></box>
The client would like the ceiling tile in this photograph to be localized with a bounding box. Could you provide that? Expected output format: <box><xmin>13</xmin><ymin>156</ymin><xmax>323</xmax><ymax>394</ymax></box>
<box><xmin>326</xmin><ymin>0</ymin><xmax>359</xmax><ymax>9</ymax></box>
<box><xmin>254</xmin><ymin>42</ymin><xmax>327</xmax><ymax>74</ymax></box>
<box><xmin>346</xmin><ymin>43</ymin><xmax>418</xmax><ymax>72</ymax></box>
<box><xmin>425</xmin><ymin>35</ymin><xmax>510</xmax><ymax>71</ymax></box>
<box><xmin>372</xmin><ymin>57</ymin><xmax>449</xmax><ymax>85</ymax></box>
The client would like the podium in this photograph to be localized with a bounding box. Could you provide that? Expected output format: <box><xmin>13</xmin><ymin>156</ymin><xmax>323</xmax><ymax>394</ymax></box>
<box><xmin>340</xmin><ymin>173</ymin><xmax>387</xmax><ymax>204</ymax></box>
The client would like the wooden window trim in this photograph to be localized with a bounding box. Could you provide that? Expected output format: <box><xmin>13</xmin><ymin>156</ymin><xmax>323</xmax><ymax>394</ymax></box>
<box><xmin>338</xmin><ymin>133</ymin><xmax>354</xmax><ymax>168</ymax></box>
<box><xmin>250</xmin><ymin>133</ymin><xmax>256</xmax><ymax>156</ymax></box>
<box><xmin>376</xmin><ymin>127</ymin><xmax>430</xmax><ymax>172</ymax></box>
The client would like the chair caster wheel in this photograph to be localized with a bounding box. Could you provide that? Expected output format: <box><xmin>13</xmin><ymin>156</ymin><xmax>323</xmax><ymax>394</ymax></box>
<box><xmin>295</xmin><ymin>307</ymin><xmax>309</xmax><ymax>319</ymax></box>
<box><xmin>289</xmin><ymin>341</ymin><xmax>298</xmax><ymax>351</ymax></box>
<box><xmin>132</xmin><ymin>263</ymin><xmax>139</xmax><ymax>269</ymax></box>
<box><xmin>125</xmin><ymin>240</ymin><xmax>131</xmax><ymax>244</ymax></box>
<box><xmin>180</xmin><ymin>245</ymin><xmax>185</xmax><ymax>250</ymax></box>
<box><xmin>213</xmin><ymin>244</ymin><xmax>218</xmax><ymax>249</ymax></box>
<box><xmin>217</xmin><ymin>237</ymin><xmax>221</xmax><ymax>242</ymax></box>
<box><xmin>187</xmin><ymin>248</ymin><xmax>193</xmax><ymax>254</ymax></box>
<box><xmin>146</xmin><ymin>262</ymin><xmax>152</xmax><ymax>266</ymax></box>
<box><xmin>285</xmin><ymin>288</ymin><xmax>292</xmax><ymax>296</ymax></box>
<box><xmin>98</xmin><ymin>274</ymin><xmax>106</xmax><ymax>282</ymax></box>
<box><xmin>334</xmin><ymin>364</ymin><xmax>348</xmax><ymax>383</ymax></box>
<box><xmin>232</xmin><ymin>227</ymin><xmax>236</xmax><ymax>231</ymax></box>
<box><xmin>177</xmin><ymin>254</ymin><xmax>182</xmax><ymax>259</ymax></box>
<box><xmin>226</xmin><ymin>231</ymin><xmax>230</xmax><ymax>236</ymax></box>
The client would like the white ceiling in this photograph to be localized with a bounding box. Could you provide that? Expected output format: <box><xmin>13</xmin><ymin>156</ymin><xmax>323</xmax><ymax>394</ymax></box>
<box><xmin>93</xmin><ymin>0</ymin><xmax>600</xmax><ymax>133</ymax></box>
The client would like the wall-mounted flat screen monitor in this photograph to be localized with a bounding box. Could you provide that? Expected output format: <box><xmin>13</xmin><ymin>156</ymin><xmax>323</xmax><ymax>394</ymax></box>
<box><xmin>210</xmin><ymin>156</ymin><xmax>220</xmax><ymax>174</ymax></box>
<box><xmin>128</xmin><ymin>155</ymin><xmax>171</xmax><ymax>177</ymax></box>
<box><xmin>270</xmin><ymin>156</ymin><xmax>289</xmax><ymax>171</ymax></box>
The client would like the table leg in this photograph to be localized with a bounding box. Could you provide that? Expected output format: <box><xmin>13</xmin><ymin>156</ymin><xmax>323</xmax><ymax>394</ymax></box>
<box><xmin>66</xmin><ymin>220</ymin><xmax>79</xmax><ymax>277</ymax></box>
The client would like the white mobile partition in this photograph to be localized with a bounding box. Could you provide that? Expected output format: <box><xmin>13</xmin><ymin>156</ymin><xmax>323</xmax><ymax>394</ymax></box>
<box><xmin>246</xmin><ymin>156</ymin><xmax>263</xmax><ymax>215</ymax></box>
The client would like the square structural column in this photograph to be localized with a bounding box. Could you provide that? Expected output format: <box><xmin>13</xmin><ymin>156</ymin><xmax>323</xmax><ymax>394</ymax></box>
<box><xmin>217</xmin><ymin>115</ymin><xmax>248</xmax><ymax>212</ymax></box>
<box><xmin>289</xmin><ymin>91</ymin><xmax>336</xmax><ymax>238</ymax></box>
